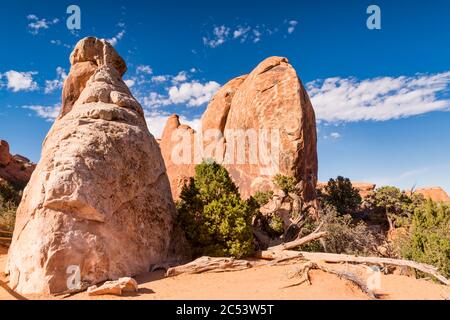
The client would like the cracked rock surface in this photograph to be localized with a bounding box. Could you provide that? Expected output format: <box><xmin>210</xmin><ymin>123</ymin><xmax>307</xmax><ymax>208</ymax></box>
<box><xmin>6</xmin><ymin>37</ymin><xmax>189</xmax><ymax>295</ymax></box>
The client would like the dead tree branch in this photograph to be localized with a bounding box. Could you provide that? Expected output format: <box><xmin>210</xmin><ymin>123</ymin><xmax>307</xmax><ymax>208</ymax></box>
<box><xmin>165</xmin><ymin>256</ymin><xmax>253</xmax><ymax>277</ymax></box>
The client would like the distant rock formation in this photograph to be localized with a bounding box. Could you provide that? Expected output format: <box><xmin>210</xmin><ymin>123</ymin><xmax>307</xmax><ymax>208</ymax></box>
<box><xmin>413</xmin><ymin>187</ymin><xmax>450</xmax><ymax>202</ymax></box>
<box><xmin>159</xmin><ymin>115</ymin><xmax>197</xmax><ymax>199</ymax></box>
<box><xmin>0</xmin><ymin>140</ymin><xmax>35</xmax><ymax>188</ymax></box>
<box><xmin>160</xmin><ymin>57</ymin><xmax>318</xmax><ymax>201</ymax></box>
<box><xmin>6</xmin><ymin>37</ymin><xmax>188</xmax><ymax>295</ymax></box>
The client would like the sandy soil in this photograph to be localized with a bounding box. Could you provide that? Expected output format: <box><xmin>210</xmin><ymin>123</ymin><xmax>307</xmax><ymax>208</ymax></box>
<box><xmin>0</xmin><ymin>247</ymin><xmax>448</xmax><ymax>300</ymax></box>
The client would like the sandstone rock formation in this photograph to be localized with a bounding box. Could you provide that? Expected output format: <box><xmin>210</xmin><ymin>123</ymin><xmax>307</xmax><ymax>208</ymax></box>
<box><xmin>159</xmin><ymin>115</ymin><xmax>197</xmax><ymax>200</ymax></box>
<box><xmin>6</xmin><ymin>37</ymin><xmax>187</xmax><ymax>295</ymax></box>
<box><xmin>0</xmin><ymin>140</ymin><xmax>35</xmax><ymax>188</ymax></box>
<box><xmin>413</xmin><ymin>187</ymin><xmax>450</xmax><ymax>202</ymax></box>
<box><xmin>160</xmin><ymin>57</ymin><xmax>318</xmax><ymax>201</ymax></box>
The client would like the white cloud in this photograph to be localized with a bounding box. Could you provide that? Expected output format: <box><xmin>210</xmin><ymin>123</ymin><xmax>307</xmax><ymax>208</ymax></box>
<box><xmin>2</xmin><ymin>70</ymin><xmax>38</xmax><ymax>92</ymax></box>
<box><xmin>142</xmin><ymin>81</ymin><xmax>220</xmax><ymax>108</ymax></box>
<box><xmin>172</xmin><ymin>71</ymin><xmax>188</xmax><ymax>83</ymax></box>
<box><xmin>143</xmin><ymin>92</ymin><xmax>171</xmax><ymax>108</ymax></box>
<box><xmin>50</xmin><ymin>39</ymin><xmax>72</xmax><ymax>49</ymax></box>
<box><xmin>107</xmin><ymin>30</ymin><xmax>125</xmax><ymax>46</ymax></box>
<box><xmin>233</xmin><ymin>26</ymin><xmax>251</xmax><ymax>42</ymax></box>
<box><xmin>124</xmin><ymin>79</ymin><xmax>136</xmax><ymax>88</ymax></box>
<box><xmin>203</xmin><ymin>20</ymin><xmax>296</xmax><ymax>48</ymax></box>
<box><xmin>308</xmin><ymin>72</ymin><xmax>450</xmax><ymax>122</ymax></box>
<box><xmin>287</xmin><ymin>20</ymin><xmax>298</xmax><ymax>34</ymax></box>
<box><xmin>27</xmin><ymin>14</ymin><xmax>59</xmax><ymax>35</ymax></box>
<box><xmin>44</xmin><ymin>67</ymin><xmax>67</xmax><ymax>94</ymax></box>
<box><xmin>151</xmin><ymin>75</ymin><xmax>168</xmax><ymax>83</ymax></box>
<box><xmin>23</xmin><ymin>104</ymin><xmax>60</xmax><ymax>121</ymax></box>
<box><xmin>144</xmin><ymin>110</ymin><xmax>201</xmax><ymax>139</ymax></box>
<box><xmin>327</xmin><ymin>132</ymin><xmax>341</xmax><ymax>140</ymax></box>
<box><xmin>203</xmin><ymin>25</ymin><xmax>230</xmax><ymax>48</ymax></box>
<box><xmin>136</xmin><ymin>65</ymin><xmax>153</xmax><ymax>75</ymax></box>
<box><xmin>168</xmin><ymin>81</ymin><xmax>221</xmax><ymax>107</ymax></box>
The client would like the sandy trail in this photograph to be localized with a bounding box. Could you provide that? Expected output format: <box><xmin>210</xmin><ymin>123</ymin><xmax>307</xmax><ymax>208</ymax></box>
<box><xmin>0</xmin><ymin>248</ymin><xmax>448</xmax><ymax>300</ymax></box>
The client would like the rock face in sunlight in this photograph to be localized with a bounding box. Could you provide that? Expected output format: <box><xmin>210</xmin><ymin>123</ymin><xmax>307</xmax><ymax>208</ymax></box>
<box><xmin>0</xmin><ymin>140</ymin><xmax>36</xmax><ymax>188</ymax></box>
<box><xmin>6</xmin><ymin>37</ymin><xmax>188</xmax><ymax>295</ymax></box>
<box><xmin>159</xmin><ymin>115</ymin><xmax>197</xmax><ymax>200</ymax></box>
<box><xmin>413</xmin><ymin>187</ymin><xmax>450</xmax><ymax>202</ymax></box>
<box><xmin>160</xmin><ymin>56</ymin><xmax>318</xmax><ymax>201</ymax></box>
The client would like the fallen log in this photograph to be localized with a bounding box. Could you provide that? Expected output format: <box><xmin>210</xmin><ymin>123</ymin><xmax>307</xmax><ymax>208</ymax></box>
<box><xmin>0</xmin><ymin>279</ymin><xmax>27</xmax><ymax>300</ymax></box>
<box><xmin>267</xmin><ymin>231</ymin><xmax>327</xmax><ymax>252</ymax></box>
<box><xmin>282</xmin><ymin>261</ymin><xmax>379</xmax><ymax>299</ymax></box>
<box><xmin>166</xmin><ymin>256</ymin><xmax>253</xmax><ymax>277</ymax></box>
<box><xmin>297</xmin><ymin>251</ymin><xmax>450</xmax><ymax>286</ymax></box>
<box><xmin>259</xmin><ymin>250</ymin><xmax>449</xmax><ymax>286</ymax></box>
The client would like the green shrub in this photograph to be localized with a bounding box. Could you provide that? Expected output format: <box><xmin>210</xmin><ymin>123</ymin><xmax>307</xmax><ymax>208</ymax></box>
<box><xmin>251</xmin><ymin>190</ymin><xmax>274</xmax><ymax>207</ymax></box>
<box><xmin>318</xmin><ymin>176</ymin><xmax>362</xmax><ymax>215</ymax></box>
<box><xmin>399</xmin><ymin>200</ymin><xmax>450</xmax><ymax>278</ymax></box>
<box><xmin>273</xmin><ymin>174</ymin><xmax>296</xmax><ymax>194</ymax></box>
<box><xmin>177</xmin><ymin>161</ymin><xmax>254</xmax><ymax>258</ymax></box>
<box><xmin>0</xmin><ymin>180</ymin><xmax>21</xmax><ymax>231</ymax></box>
<box><xmin>365</xmin><ymin>186</ymin><xmax>424</xmax><ymax>230</ymax></box>
<box><xmin>0</xmin><ymin>202</ymin><xmax>16</xmax><ymax>231</ymax></box>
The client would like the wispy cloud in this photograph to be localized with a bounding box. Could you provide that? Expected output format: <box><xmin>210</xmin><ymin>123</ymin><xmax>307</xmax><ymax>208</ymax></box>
<box><xmin>44</xmin><ymin>67</ymin><xmax>68</xmax><ymax>94</ymax></box>
<box><xmin>27</xmin><ymin>14</ymin><xmax>59</xmax><ymax>35</ymax></box>
<box><xmin>107</xmin><ymin>29</ymin><xmax>126</xmax><ymax>46</ymax></box>
<box><xmin>144</xmin><ymin>110</ymin><xmax>201</xmax><ymax>139</ymax></box>
<box><xmin>136</xmin><ymin>65</ymin><xmax>153</xmax><ymax>75</ymax></box>
<box><xmin>203</xmin><ymin>25</ymin><xmax>230</xmax><ymax>48</ymax></box>
<box><xmin>50</xmin><ymin>39</ymin><xmax>72</xmax><ymax>49</ymax></box>
<box><xmin>142</xmin><ymin>81</ymin><xmax>220</xmax><ymax>108</ymax></box>
<box><xmin>23</xmin><ymin>104</ymin><xmax>60</xmax><ymax>121</ymax></box>
<box><xmin>151</xmin><ymin>75</ymin><xmax>168</xmax><ymax>83</ymax></box>
<box><xmin>324</xmin><ymin>132</ymin><xmax>341</xmax><ymax>140</ymax></box>
<box><xmin>287</xmin><ymin>20</ymin><xmax>298</xmax><ymax>34</ymax></box>
<box><xmin>202</xmin><ymin>19</ymin><xmax>297</xmax><ymax>48</ymax></box>
<box><xmin>1</xmin><ymin>71</ymin><xmax>38</xmax><ymax>92</ymax></box>
<box><xmin>308</xmin><ymin>72</ymin><xmax>450</xmax><ymax>122</ymax></box>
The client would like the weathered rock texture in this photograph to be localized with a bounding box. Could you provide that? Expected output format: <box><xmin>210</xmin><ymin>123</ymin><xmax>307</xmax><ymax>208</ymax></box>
<box><xmin>161</xmin><ymin>57</ymin><xmax>318</xmax><ymax>201</ymax></box>
<box><xmin>87</xmin><ymin>277</ymin><xmax>138</xmax><ymax>296</ymax></box>
<box><xmin>0</xmin><ymin>140</ymin><xmax>36</xmax><ymax>188</ymax></box>
<box><xmin>159</xmin><ymin>115</ymin><xmax>197</xmax><ymax>200</ymax></box>
<box><xmin>6</xmin><ymin>37</ymin><xmax>187</xmax><ymax>295</ymax></box>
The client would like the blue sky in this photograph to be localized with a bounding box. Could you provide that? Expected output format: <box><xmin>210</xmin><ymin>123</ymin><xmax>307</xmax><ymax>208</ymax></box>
<box><xmin>0</xmin><ymin>0</ymin><xmax>449</xmax><ymax>192</ymax></box>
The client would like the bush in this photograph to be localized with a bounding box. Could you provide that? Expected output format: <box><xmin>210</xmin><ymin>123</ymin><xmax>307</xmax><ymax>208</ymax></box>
<box><xmin>318</xmin><ymin>176</ymin><xmax>362</xmax><ymax>215</ymax></box>
<box><xmin>177</xmin><ymin>161</ymin><xmax>254</xmax><ymax>258</ymax></box>
<box><xmin>273</xmin><ymin>174</ymin><xmax>296</xmax><ymax>194</ymax></box>
<box><xmin>251</xmin><ymin>190</ymin><xmax>274</xmax><ymax>207</ymax></box>
<box><xmin>399</xmin><ymin>200</ymin><xmax>450</xmax><ymax>278</ymax></box>
<box><xmin>0</xmin><ymin>202</ymin><xmax>16</xmax><ymax>232</ymax></box>
<box><xmin>0</xmin><ymin>179</ymin><xmax>21</xmax><ymax>231</ymax></box>
<box><xmin>300</xmin><ymin>206</ymin><xmax>378</xmax><ymax>256</ymax></box>
<box><xmin>365</xmin><ymin>186</ymin><xmax>424</xmax><ymax>230</ymax></box>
